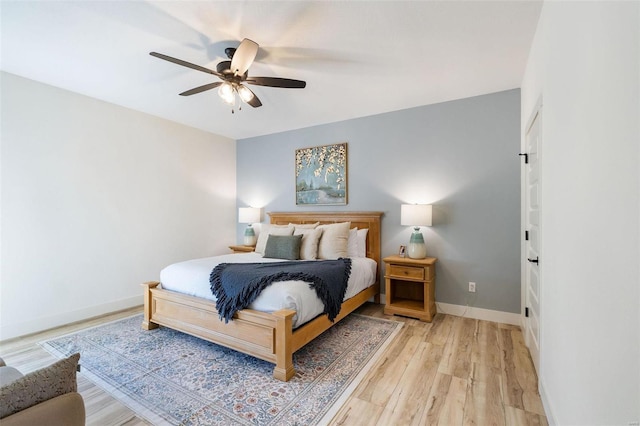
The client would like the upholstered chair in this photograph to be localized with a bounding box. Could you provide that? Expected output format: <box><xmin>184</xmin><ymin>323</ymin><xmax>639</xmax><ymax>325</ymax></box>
<box><xmin>0</xmin><ymin>353</ymin><xmax>85</xmax><ymax>426</ymax></box>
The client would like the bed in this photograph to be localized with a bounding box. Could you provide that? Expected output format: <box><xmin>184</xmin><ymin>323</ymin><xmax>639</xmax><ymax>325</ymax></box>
<box><xmin>141</xmin><ymin>211</ymin><xmax>383</xmax><ymax>381</ymax></box>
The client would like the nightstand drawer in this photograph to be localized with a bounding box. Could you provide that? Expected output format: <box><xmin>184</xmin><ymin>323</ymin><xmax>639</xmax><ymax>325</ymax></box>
<box><xmin>388</xmin><ymin>264</ymin><xmax>424</xmax><ymax>280</ymax></box>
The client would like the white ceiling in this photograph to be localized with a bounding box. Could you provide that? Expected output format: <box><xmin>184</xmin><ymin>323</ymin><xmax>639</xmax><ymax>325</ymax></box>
<box><xmin>1</xmin><ymin>1</ymin><xmax>542</xmax><ymax>140</ymax></box>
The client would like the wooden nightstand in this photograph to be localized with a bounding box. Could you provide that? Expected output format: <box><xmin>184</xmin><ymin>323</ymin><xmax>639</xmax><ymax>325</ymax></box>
<box><xmin>229</xmin><ymin>245</ymin><xmax>255</xmax><ymax>253</ymax></box>
<box><xmin>383</xmin><ymin>255</ymin><xmax>437</xmax><ymax>322</ymax></box>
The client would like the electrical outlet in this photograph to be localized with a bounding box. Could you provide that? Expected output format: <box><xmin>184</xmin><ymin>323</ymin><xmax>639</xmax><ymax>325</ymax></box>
<box><xmin>468</xmin><ymin>282</ymin><xmax>476</xmax><ymax>293</ymax></box>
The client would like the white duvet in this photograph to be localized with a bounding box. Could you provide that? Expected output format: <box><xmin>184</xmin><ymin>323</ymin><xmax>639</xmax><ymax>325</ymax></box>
<box><xmin>160</xmin><ymin>253</ymin><xmax>377</xmax><ymax>327</ymax></box>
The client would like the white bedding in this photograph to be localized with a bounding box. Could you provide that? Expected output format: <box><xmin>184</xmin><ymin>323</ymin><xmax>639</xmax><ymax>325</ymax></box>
<box><xmin>160</xmin><ymin>253</ymin><xmax>377</xmax><ymax>327</ymax></box>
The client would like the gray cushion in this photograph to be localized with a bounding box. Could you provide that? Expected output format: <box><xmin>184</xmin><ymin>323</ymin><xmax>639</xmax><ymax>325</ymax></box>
<box><xmin>0</xmin><ymin>366</ymin><xmax>23</xmax><ymax>386</ymax></box>
<box><xmin>264</xmin><ymin>234</ymin><xmax>303</xmax><ymax>260</ymax></box>
<box><xmin>0</xmin><ymin>353</ymin><xmax>80</xmax><ymax>419</ymax></box>
<box><xmin>255</xmin><ymin>224</ymin><xmax>294</xmax><ymax>255</ymax></box>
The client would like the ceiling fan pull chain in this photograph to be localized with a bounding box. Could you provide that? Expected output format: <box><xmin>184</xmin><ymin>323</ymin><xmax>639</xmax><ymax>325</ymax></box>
<box><xmin>235</xmin><ymin>92</ymin><xmax>243</xmax><ymax>113</ymax></box>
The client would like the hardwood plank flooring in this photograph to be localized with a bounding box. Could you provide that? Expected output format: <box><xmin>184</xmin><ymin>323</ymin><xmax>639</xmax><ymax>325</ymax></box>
<box><xmin>0</xmin><ymin>303</ymin><xmax>547</xmax><ymax>425</ymax></box>
<box><xmin>332</xmin><ymin>304</ymin><xmax>548</xmax><ymax>426</ymax></box>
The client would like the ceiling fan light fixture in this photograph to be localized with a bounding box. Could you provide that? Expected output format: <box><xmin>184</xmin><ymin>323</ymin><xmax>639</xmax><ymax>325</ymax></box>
<box><xmin>218</xmin><ymin>82</ymin><xmax>235</xmax><ymax>104</ymax></box>
<box><xmin>237</xmin><ymin>85</ymin><xmax>254</xmax><ymax>103</ymax></box>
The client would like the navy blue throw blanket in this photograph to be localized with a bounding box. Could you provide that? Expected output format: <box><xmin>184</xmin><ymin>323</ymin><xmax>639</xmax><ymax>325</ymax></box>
<box><xmin>209</xmin><ymin>258</ymin><xmax>352</xmax><ymax>323</ymax></box>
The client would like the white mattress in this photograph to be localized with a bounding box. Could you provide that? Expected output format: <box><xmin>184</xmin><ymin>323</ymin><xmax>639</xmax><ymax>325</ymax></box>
<box><xmin>159</xmin><ymin>253</ymin><xmax>377</xmax><ymax>327</ymax></box>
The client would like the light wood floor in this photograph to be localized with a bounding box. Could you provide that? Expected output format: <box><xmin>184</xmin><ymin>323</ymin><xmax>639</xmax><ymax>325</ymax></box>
<box><xmin>0</xmin><ymin>303</ymin><xmax>547</xmax><ymax>425</ymax></box>
<box><xmin>332</xmin><ymin>303</ymin><xmax>547</xmax><ymax>426</ymax></box>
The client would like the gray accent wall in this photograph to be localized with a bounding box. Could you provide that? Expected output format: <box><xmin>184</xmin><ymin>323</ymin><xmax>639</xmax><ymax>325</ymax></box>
<box><xmin>237</xmin><ymin>89</ymin><xmax>521</xmax><ymax>313</ymax></box>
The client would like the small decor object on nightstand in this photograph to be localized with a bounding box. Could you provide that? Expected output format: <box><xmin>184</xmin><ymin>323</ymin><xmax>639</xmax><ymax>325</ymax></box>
<box><xmin>238</xmin><ymin>207</ymin><xmax>261</xmax><ymax>246</ymax></box>
<box><xmin>401</xmin><ymin>204</ymin><xmax>432</xmax><ymax>259</ymax></box>
<box><xmin>398</xmin><ymin>245</ymin><xmax>406</xmax><ymax>257</ymax></box>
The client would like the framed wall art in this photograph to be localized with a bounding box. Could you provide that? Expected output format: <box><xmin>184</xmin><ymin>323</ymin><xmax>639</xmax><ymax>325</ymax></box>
<box><xmin>295</xmin><ymin>143</ymin><xmax>348</xmax><ymax>205</ymax></box>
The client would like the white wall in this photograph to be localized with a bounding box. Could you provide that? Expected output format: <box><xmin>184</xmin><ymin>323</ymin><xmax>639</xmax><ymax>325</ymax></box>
<box><xmin>0</xmin><ymin>72</ymin><xmax>236</xmax><ymax>340</ymax></box>
<box><xmin>521</xmin><ymin>2</ymin><xmax>639</xmax><ymax>424</ymax></box>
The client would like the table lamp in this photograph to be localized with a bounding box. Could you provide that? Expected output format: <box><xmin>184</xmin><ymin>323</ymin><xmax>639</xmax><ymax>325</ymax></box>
<box><xmin>238</xmin><ymin>207</ymin><xmax>261</xmax><ymax>246</ymax></box>
<box><xmin>401</xmin><ymin>204</ymin><xmax>432</xmax><ymax>259</ymax></box>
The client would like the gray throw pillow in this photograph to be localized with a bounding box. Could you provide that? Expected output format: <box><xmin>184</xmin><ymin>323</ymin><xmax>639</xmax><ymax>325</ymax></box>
<box><xmin>264</xmin><ymin>234</ymin><xmax>303</xmax><ymax>260</ymax></box>
<box><xmin>0</xmin><ymin>353</ymin><xmax>80</xmax><ymax>419</ymax></box>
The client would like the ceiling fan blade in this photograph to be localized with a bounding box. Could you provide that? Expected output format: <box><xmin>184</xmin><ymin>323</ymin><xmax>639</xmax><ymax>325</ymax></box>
<box><xmin>230</xmin><ymin>38</ymin><xmax>259</xmax><ymax>76</ymax></box>
<box><xmin>246</xmin><ymin>77</ymin><xmax>306</xmax><ymax>89</ymax></box>
<box><xmin>244</xmin><ymin>88</ymin><xmax>262</xmax><ymax>108</ymax></box>
<box><xmin>150</xmin><ymin>52</ymin><xmax>221</xmax><ymax>77</ymax></box>
<box><xmin>179</xmin><ymin>82</ymin><xmax>222</xmax><ymax>96</ymax></box>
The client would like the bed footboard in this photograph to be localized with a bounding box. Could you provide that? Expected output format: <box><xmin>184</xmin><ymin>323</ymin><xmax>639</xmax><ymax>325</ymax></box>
<box><xmin>141</xmin><ymin>281</ymin><xmax>296</xmax><ymax>381</ymax></box>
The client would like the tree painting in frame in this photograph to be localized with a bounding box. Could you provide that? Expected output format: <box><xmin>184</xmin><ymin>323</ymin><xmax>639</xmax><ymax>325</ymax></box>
<box><xmin>296</xmin><ymin>143</ymin><xmax>348</xmax><ymax>205</ymax></box>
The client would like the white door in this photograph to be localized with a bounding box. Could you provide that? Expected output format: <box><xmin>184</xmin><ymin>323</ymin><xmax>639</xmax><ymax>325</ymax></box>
<box><xmin>524</xmin><ymin>106</ymin><xmax>541</xmax><ymax>373</ymax></box>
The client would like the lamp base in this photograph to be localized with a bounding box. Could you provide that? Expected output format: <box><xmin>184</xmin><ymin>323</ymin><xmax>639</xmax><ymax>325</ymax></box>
<box><xmin>407</xmin><ymin>243</ymin><xmax>427</xmax><ymax>259</ymax></box>
<box><xmin>243</xmin><ymin>226</ymin><xmax>256</xmax><ymax>246</ymax></box>
<box><xmin>407</xmin><ymin>228</ymin><xmax>427</xmax><ymax>259</ymax></box>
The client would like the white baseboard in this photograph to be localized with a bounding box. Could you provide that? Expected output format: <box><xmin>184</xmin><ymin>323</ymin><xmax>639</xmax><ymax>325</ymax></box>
<box><xmin>0</xmin><ymin>295</ymin><xmax>141</xmax><ymax>341</ymax></box>
<box><xmin>435</xmin><ymin>302</ymin><xmax>521</xmax><ymax>325</ymax></box>
<box><xmin>377</xmin><ymin>294</ymin><xmax>521</xmax><ymax>326</ymax></box>
<box><xmin>539</xmin><ymin>377</ymin><xmax>557</xmax><ymax>425</ymax></box>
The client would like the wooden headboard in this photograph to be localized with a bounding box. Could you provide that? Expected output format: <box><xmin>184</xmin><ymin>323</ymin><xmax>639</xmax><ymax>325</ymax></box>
<box><xmin>268</xmin><ymin>211</ymin><xmax>384</xmax><ymax>276</ymax></box>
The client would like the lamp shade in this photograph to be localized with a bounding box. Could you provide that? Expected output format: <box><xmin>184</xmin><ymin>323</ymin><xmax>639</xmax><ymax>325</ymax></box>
<box><xmin>401</xmin><ymin>204</ymin><xmax>432</xmax><ymax>227</ymax></box>
<box><xmin>238</xmin><ymin>207</ymin><xmax>261</xmax><ymax>224</ymax></box>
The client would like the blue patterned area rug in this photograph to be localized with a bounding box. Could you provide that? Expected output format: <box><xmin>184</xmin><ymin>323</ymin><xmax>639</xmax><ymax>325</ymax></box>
<box><xmin>42</xmin><ymin>313</ymin><xmax>402</xmax><ymax>425</ymax></box>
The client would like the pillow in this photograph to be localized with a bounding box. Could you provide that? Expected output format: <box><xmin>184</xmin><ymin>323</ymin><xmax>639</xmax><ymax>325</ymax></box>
<box><xmin>255</xmin><ymin>224</ymin><xmax>294</xmax><ymax>255</ymax></box>
<box><xmin>0</xmin><ymin>366</ymin><xmax>23</xmax><ymax>386</ymax></box>
<box><xmin>289</xmin><ymin>222</ymin><xmax>319</xmax><ymax>230</ymax></box>
<box><xmin>356</xmin><ymin>228</ymin><xmax>369</xmax><ymax>257</ymax></box>
<box><xmin>264</xmin><ymin>234</ymin><xmax>303</xmax><ymax>260</ymax></box>
<box><xmin>0</xmin><ymin>353</ymin><xmax>80</xmax><ymax>419</ymax></box>
<box><xmin>294</xmin><ymin>227</ymin><xmax>324</xmax><ymax>260</ymax></box>
<box><xmin>346</xmin><ymin>227</ymin><xmax>359</xmax><ymax>257</ymax></box>
<box><xmin>317</xmin><ymin>222</ymin><xmax>351</xmax><ymax>259</ymax></box>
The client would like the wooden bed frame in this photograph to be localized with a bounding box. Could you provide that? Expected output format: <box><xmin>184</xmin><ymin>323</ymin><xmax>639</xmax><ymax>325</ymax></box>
<box><xmin>141</xmin><ymin>211</ymin><xmax>383</xmax><ymax>381</ymax></box>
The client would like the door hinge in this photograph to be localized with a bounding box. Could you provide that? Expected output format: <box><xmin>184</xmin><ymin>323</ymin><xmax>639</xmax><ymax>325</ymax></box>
<box><xmin>525</xmin><ymin>230</ymin><xmax>529</xmax><ymax>241</ymax></box>
<box><xmin>519</xmin><ymin>153</ymin><xmax>529</xmax><ymax>164</ymax></box>
<box><xmin>525</xmin><ymin>307</ymin><xmax>529</xmax><ymax>317</ymax></box>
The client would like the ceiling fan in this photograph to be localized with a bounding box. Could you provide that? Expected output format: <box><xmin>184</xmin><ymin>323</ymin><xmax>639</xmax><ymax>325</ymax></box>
<box><xmin>150</xmin><ymin>38</ymin><xmax>306</xmax><ymax>111</ymax></box>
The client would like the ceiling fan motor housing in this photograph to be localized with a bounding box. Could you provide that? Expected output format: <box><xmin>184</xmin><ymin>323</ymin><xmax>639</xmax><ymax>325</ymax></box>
<box><xmin>224</xmin><ymin>47</ymin><xmax>236</xmax><ymax>59</ymax></box>
<box><xmin>216</xmin><ymin>61</ymin><xmax>247</xmax><ymax>80</ymax></box>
